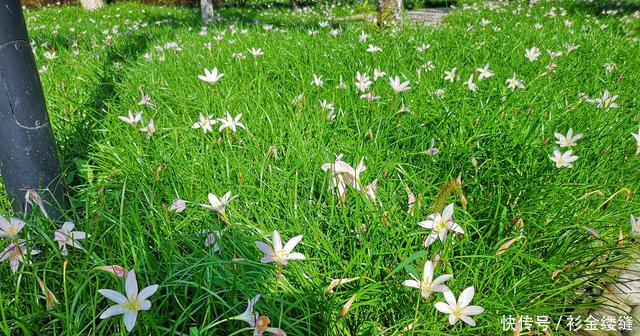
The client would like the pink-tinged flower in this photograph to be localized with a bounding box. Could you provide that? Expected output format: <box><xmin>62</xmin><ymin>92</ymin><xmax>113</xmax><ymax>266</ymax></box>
<box><xmin>255</xmin><ymin>231</ymin><xmax>305</xmax><ymax>266</ymax></box>
<box><xmin>37</xmin><ymin>276</ymin><xmax>59</xmax><ymax>310</ymax></box>
<box><xmin>95</xmin><ymin>265</ymin><xmax>127</xmax><ymax>278</ymax></box>
<box><xmin>0</xmin><ymin>216</ymin><xmax>26</xmax><ymax>238</ymax></box>
<box><xmin>434</xmin><ymin>287</ymin><xmax>485</xmax><ymax>326</ymax></box>
<box><xmin>355</xmin><ymin>72</ymin><xmax>372</xmax><ymax>93</ymax></box>
<box><xmin>549</xmin><ymin>148</ymin><xmax>578</xmax><ymax>168</ymax></box>
<box><xmin>402</xmin><ymin>260</ymin><xmax>452</xmax><ymax>299</ymax></box>
<box><xmin>418</xmin><ymin>203</ymin><xmax>464</xmax><ymax>247</ymax></box>
<box><xmin>118</xmin><ymin>111</ymin><xmax>142</xmax><ymax>126</ymax></box>
<box><xmin>373</xmin><ymin>68</ymin><xmax>386</xmax><ymax>81</ymax></box>
<box><xmin>98</xmin><ymin>269</ymin><xmax>159</xmax><ymax>333</ymax></box>
<box><xmin>426</xmin><ymin>139</ymin><xmax>439</xmax><ymax>156</ymax></box>
<box><xmin>231</xmin><ymin>294</ymin><xmax>287</xmax><ymax>336</ymax></box>
<box><xmin>0</xmin><ymin>240</ymin><xmax>41</xmax><ymax>273</ymax></box>
<box><xmin>169</xmin><ymin>199</ymin><xmax>187</xmax><ymax>213</ymax></box>
<box><xmin>321</xmin><ymin>155</ymin><xmax>367</xmax><ymax>201</ymax></box>
<box><xmin>138</xmin><ymin>91</ymin><xmax>154</xmax><ymax>107</ymax></box>
<box><xmin>192</xmin><ymin>113</ymin><xmax>217</xmax><ymax>133</ymax></box>
<box><xmin>24</xmin><ymin>188</ymin><xmax>49</xmax><ymax>218</ymax></box>
<box><xmin>203</xmin><ymin>230</ymin><xmax>221</xmax><ymax>251</ymax></box>
<box><xmin>139</xmin><ymin>119</ymin><xmax>156</xmax><ymax>140</ymax></box>
<box><xmin>364</xmin><ymin>180</ymin><xmax>377</xmax><ymax>203</ymax></box>
<box><xmin>54</xmin><ymin>222</ymin><xmax>89</xmax><ymax>256</ymax></box>
<box><xmin>389</xmin><ymin>76</ymin><xmax>410</xmax><ymax>94</ymax></box>
<box><xmin>198</xmin><ymin>67</ymin><xmax>224</xmax><ymax>84</ymax></box>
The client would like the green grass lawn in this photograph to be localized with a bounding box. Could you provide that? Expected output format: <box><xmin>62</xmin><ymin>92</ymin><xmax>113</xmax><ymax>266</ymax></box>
<box><xmin>1</xmin><ymin>0</ymin><xmax>640</xmax><ymax>335</ymax></box>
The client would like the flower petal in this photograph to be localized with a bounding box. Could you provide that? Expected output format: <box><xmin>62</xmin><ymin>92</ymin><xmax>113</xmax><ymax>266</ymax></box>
<box><xmin>98</xmin><ymin>289</ymin><xmax>126</xmax><ymax>304</ymax></box>
<box><xmin>458</xmin><ymin>286</ymin><xmax>475</xmax><ymax>307</ymax></box>
<box><xmin>434</xmin><ymin>302</ymin><xmax>451</xmax><ymax>314</ymax></box>
<box><xmin>123</xmin><ymin>311</ymin><xmax>138</xmax><ymax>332</ymax></box>
<box><xmin>100</xmin><ymin>304</ymin><xmax>125</xmax><ymax>319</ymax></box>
<box><xmin>125</xmin><ymin>270</ymin><xmax>138</xmax><ymax>298</ymax></box>
<box><xmin>283</xmin><ymin>235</ymin><xmax>303</xmax><ymax>252</ymax></box>
<box><xmin>138</xmin><ymin>285</ymin><xmax>158</xmax><ymax>301</ymax></box>
<box><xmin>255</xmin><ymin>241</ymin><xmax>274</xmax><ymax>256</ymax></box>
<box><xmin>463</xmin><ymin>305</ymin><xmax>485</xmax><ymax>316</ymax></box>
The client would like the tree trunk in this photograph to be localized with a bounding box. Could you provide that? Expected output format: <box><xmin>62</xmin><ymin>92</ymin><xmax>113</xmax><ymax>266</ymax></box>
<box><xmin>80</xmin><ymin>0</ymin><xmax>103</xmax><ymax>10</ymax></box>
<box><xmin>377</xmin><ymin>0</ymin><xmax>402</xmax><ymax>26</ymax></box>
<box><xmin>200</xmin><ymin>0</ymin><xmax>215</xmax><ymax>24</ymax></box>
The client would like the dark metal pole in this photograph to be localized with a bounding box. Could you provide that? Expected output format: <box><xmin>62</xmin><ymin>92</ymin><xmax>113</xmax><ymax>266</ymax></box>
<box><xmin>0</xmin><ymin>0</ymin><xmax>66</xmax><ymax>219</ymax></box>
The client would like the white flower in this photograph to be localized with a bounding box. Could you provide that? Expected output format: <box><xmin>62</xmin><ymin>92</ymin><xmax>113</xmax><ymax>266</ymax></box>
<box><xmin>416</xmin><ymin>43</ymin><xmax>430</xmax><ymax>52</ymax></box>
<box><xmin>337</xmin><ymin>76</ymin><xmax>346</xmax><ymax>90</ymax></box>
<box><xmin>547</xmin><ymin>50</ymin><xmax>563</xmax><ymax>58</ymax></box>
<box><xmin>0</xmin><ymin>216</ymin><xmax>26</xmax><ymax>238</ymax></box>
<box><xmin>360</xmin><ymin>91</ymin><xmax>380</xmax><ymax>101</ymax></box>
<box><xmin>217</xmin><ymin>112</ymin><xmax>246</xmax><ymax>133</ymax></box>
<box><xmin>355</xmin><ymin>72</ymin><xmax>372</xmax><ymax>92</ymax></box>
<box><xmin>24</xmin><ymin>189</ymin><xmax>49</xmax><ymax>218</ymax></box>
<box><xmin>364</xmin><ymin>179</ymin><xmax>377</xmax><ymax>203</ymax></box>
<box><xmin>505</xmin><ymin>73</ymin><xmax>524</xmax><ymax>91</ymax></box>
<box><xmin>465</xmin><ymin>75</ymin><xmax>477</xmax><ymax>92</ymax></box>
<box><xmin>525</xmin><ymin>47</ymin><xmax>540</xmax><ymax>61</ymax></box>
<box><xmin>366</xmin><ymin>44</ymin><xmax>382</xmax><ymax>53</ymax></box>
<box><xmin>434</xmin><ymin>89</ymin><xmax>445</xmax><ymax>98</ymax></box>
<box><xmin>549</xmin><ymin>148</ymin><xmax>578</xmax><ymax>168</ymax></box>
<box><xmin>630</xmin><ymin>214</ymin><xmax>640</xmax><ymax>235</ymax></box>
<box><xmin>476</xmin><ymin>64</ymin><xmax>493</xmax><ymax>80</ymax></box>
<box><xmin>255</xmin><ymin>230</ymin><xmax>305</xmax><ymax>266</ymax></box>
<box><xmin>98</xmin><ymin>269</ymin><xmax>159</xmax><ymax>333</ymax></box>
<box><xmin>592</xmin><ymin>90</ymin><xmax>619</xmax><ymax>109</ymax></box>
<box><xmin>169</xmin><ymin>198</ymin><xmax>187</xmax><ymax>213</ymax></box>
<box><xmin>444</xmin><ymin>68</ymin><xmax>458</xmax><ymax>82</ymax></box>
<box><xmin>402</xmin><ymin>260</ymin><xmax>452</xmax><ymax>299</ymax></box>
<box><xmin>632</xmin><ymin>127</ymin><xmax>640</xmax><ymax>155</ymax></box>
<box><xmin>248</xmin><ymin>48</ymin><xmax>264</xmax><ymax>57</ymax></box>
<box><xmin>43</xmin><ymin>51</ymin><xmax>57</xmax><ymax>60</ymax></box>
<box><xmin>426</xmin><ymin>138</ymin><xmax>439</xmax><ymax>155</ymax></box>
<box><xmin>0</xmin><ymin>240</ymin><xmax>40</xmax><ymax>273</ymax></box>
<box><xmin>604</xmin><ymin>63</ymin><xmax>617</xmax><ymax>74</ymax></box>
<box><xmin>118</xmin><ymin>111</ymin><xmax>142</xmax><ymax>126</ymax></box>
<box><xmin>232</xmin><ymin>294</ymin><xmax>287</xmax><ymax>336</ymax></box>
<box><xmin>418</xmin><ymin>203</ymin><xmax>464</xmax><ymax>247</ymax></box>
<box><xmin>200</xmin><ymin>192</ymin><xmax>236</xmax><ymax>215</ymax></box>
<box><xmin>203</xmin><ymin>230</ymin><xmax>221</xmax><ymax>251</ymax></box>
<box><xmin>389</xmin><ymin>76</ymin><xmax>410</xmax><ymax>94</ymax></box>
<box><xmin>359</xmin><ymin>31</ymin><xmax>369</xmax><ymax>42</ymax></box>
<box><xmin>564</xmin><ymin>43</ymin><xmax>579</xmax><ymax>53</ymax></box>
<box><xmin>434</xmin><ymin>287</ymin><xmax>485</xmax><ymax>326</ymax></box>
<box><xmin>139</xmin><ymin>119</ymin><xmax>156</xmax><ymax>140</ymax></box>
<box><xmin>373</xmin><ymin>68</ymin><xmax>386</xmax><ymax>81</ymax></box>
<box><xmin>554</xmin><ymin>128</ymin><xmax>583</xmax><ymax>147</ymax></box>
<box><xmin>310</xmin><ymin>74</ymin><xmax>323</xmax><ymax>87</ymax></box>
<box><xmin>54</xmin><ymin>222</ymin><xmax>89</xmax><ymax>256</ymax></box>
<box><xmin>198</xmin><ymin>67</ymin><xmax>224</xmax><ymax>84</ymax></box>
<box><xmin>191</xmin><ymin>113</ymin><xmax>217</xmax><ymax>133</ymax></box>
